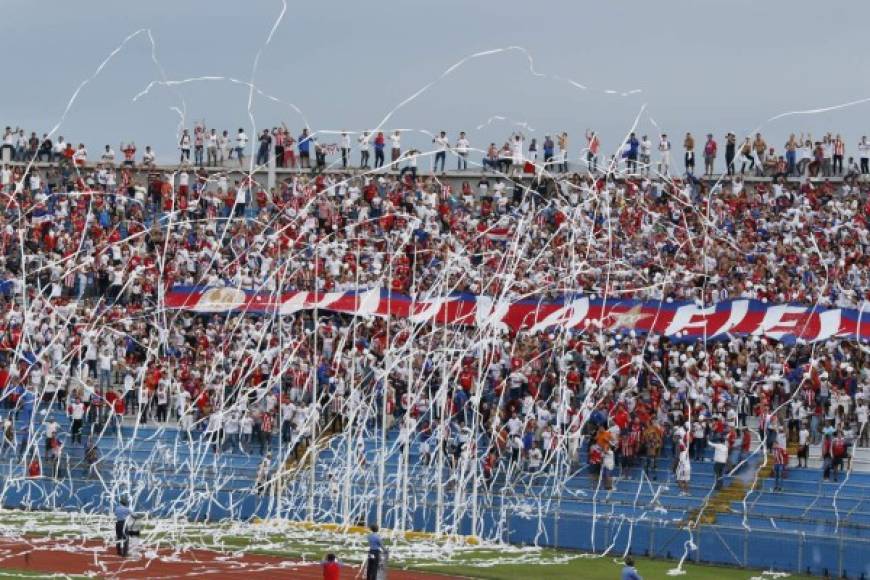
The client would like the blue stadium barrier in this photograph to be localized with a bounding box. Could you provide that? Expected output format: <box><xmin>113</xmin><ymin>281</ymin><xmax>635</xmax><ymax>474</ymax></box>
<box><xmin>4</xmin><ymin>412</ymin><xmax>870</xmax><ymax>578</ymax></box>
<box><xmin>3</xmin><ymin>475</ymin><xmax>870</xmax><ymax>577</ymax></box>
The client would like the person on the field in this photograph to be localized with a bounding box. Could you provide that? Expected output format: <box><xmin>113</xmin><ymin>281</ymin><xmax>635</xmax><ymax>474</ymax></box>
<box><xmin>114</xmin><ymin>496</ymin><xmax>133</xmax><ymax>557</ymax></box>
<box><xmin>621</xmin><ymin>555</ymin><xmax>643</xmax><ymax>580</ymax></box>
<box><xmin>365</xmin><ymin>524</ymin><xmax>384</xmax><ymax>580</ymax></box>
<box><xmin>321</xmin><ymin>553</ymin><xmax>341</xmax><ymax>580</ymax></box>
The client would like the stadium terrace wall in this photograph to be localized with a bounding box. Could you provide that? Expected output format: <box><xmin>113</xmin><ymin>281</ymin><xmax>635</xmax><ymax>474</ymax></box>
<box><xmin>7</xmin><ymin>159</ymin><xmax>867</xmax><ymax>192</ymax></box>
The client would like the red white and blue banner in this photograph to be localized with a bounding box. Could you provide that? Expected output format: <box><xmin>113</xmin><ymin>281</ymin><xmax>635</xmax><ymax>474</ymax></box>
<box><xmin>165</xmin><ymin>286</ymin><xmax>870</xmax><ymax>344</ymax></box>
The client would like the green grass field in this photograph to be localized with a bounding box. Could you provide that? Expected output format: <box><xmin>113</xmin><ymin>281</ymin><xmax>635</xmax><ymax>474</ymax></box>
<box><xmin>408</xmin><ymin>550</ymin><xmax>812</xmax><ymax>579</ymax></box>
<box><xmin>0</xmin><ymin>571</ymin><xmax>90</xmax><ymax>579</ymax></box>
<box><xmin>241</xmin><ymin>538</ymin><xmax>812</xmax><ymax>580</ymax></box>
<box><xmin>0</xmin><ymin>559</ymin><xmax>812</xmax><ymax>580</ymax></box>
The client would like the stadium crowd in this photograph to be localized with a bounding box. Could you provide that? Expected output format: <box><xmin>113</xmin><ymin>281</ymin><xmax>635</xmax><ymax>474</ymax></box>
<box><xmin>0</xmin><ymin>121</ymin><xmax>867</xmax><ymax>494</ymax></box>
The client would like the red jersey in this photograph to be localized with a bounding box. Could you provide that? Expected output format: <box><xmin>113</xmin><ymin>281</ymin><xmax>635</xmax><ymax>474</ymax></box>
<box><xmin>773</xmin><ymin>446</ymin><xmax>787</xmax><ymax>465</ymax></box>
<box><xmin>322</xmin><ymin>561</ymin><xmax>340</xmax><ymax>580</ymax></box>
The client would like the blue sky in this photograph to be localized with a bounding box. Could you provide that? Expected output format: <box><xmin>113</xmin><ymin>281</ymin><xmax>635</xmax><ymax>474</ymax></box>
<box><xmin>3</xmin><ymin>0</ymin><xmax>869</xmax><ymax>163</ymax></box>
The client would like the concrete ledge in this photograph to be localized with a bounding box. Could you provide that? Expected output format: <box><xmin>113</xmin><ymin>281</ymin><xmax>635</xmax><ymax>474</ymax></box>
<box><xmin>3</xmin><ymin>159</ymin><xmax>868</xmax><ymax>184</ymax></box>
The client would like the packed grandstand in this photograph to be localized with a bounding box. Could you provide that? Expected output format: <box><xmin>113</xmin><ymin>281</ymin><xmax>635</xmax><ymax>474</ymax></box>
<box><xmin>0</xmin><ymin>123</ymin><xmax>868</xmax><ymax>577</ymax></box>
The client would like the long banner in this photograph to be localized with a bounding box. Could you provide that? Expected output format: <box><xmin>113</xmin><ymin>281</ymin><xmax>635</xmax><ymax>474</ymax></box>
<box><xmin>165</xmin><ymin>286</ymin><xmax>869</xmax><ymax>344</ymax></box>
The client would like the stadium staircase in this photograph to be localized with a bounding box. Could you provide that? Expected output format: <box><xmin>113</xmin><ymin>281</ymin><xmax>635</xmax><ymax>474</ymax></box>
<box><xmin>687</xmin><ymin>440</ymin><xmax>800</xmax><ymax>526</ymax></box>
<box><xmin>279</xmin><ymin>415</ymin><xmax>344</xmax><ymax>475</ymax></box>
<box><xmin>716</xmin><ymin>451</ymin><xmax>870</xmax><ymax>538</ymax></box>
